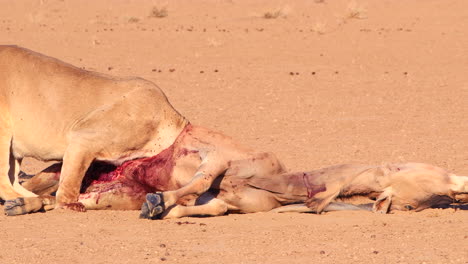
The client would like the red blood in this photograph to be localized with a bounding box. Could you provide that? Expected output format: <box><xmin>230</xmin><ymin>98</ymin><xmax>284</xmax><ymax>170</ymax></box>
<box><xmin>302</xmin><ymin>172</ymin><xmax>326</xmax><ymax>198</ymax></box>
<box><xmin>80</xmin><ymin>125</ymin><xmax>198</xmax><ymax>201</ymax></box>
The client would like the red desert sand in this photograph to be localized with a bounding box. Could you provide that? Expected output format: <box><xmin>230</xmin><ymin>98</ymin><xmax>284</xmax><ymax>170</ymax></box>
<box><xmin>0</xmin><ymin>1</ymin><xmax>467</xmax><ymax>263</ymax></box>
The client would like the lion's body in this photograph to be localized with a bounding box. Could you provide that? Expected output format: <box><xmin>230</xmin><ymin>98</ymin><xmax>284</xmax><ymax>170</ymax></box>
<box><xmin>0</xmin><ymin>45</ymin><xmax>187</xmax><ymax>208</ymax></box>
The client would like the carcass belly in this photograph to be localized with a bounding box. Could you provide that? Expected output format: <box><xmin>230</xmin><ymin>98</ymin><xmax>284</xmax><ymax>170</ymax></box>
<box><xmin>78</xmin><ymin>145</ymin><xmax>200</xmax><ymax>209</ymax></box>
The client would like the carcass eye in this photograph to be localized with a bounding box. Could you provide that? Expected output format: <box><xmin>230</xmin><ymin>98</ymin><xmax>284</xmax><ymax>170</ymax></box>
<box><xmin>404</xmin><ymin>205</ymin><xmax>414</xmax><ymax>210</ymax></box>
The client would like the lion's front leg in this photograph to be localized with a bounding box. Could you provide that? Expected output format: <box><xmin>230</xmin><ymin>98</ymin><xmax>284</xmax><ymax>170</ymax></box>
<box><xmin>1</xmin><ymin>128</ymin><xmax>47</xmax><ymax>216</ymax></box>
<box><xmin>0</xmin><ymin>129</ymin><xmax>34</xmax><ymax>201</ymax></box>
<box><xmin>54</xmin><ymin>144</ymin><xmax>94</xmax><ymax>212</ymax></box>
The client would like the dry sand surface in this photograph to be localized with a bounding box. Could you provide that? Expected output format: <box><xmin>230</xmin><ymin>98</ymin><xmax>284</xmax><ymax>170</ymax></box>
<box><xmin>1</xmin><ymin>0</ymin><xmax>467</xmax><ymax>263</ymax></box>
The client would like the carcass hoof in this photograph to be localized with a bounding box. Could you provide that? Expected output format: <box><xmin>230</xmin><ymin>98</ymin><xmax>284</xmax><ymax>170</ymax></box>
<box><xmin>4</xmin><ymin>198</ymin><xmax>27</xmax><ymax>216</ymax></box>
<box><xmin>57</xmin><ymin>202</ymin><xmax>86</xmax><ymax>212</ymax></box>
<box><xmin>139</xmin><ymin>192</ymin><xmax>165</xmax><ymax>220</ymax></box>
<box><xmin>4</xmin><ymin>197</ymin><xmax>44</xmax><ymax>216</ymax></box>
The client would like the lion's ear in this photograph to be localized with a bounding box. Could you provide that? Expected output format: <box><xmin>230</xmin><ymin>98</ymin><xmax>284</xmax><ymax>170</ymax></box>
<box><xmin>373</xmin><ymin>188</ymin><xmax>392</xmax><ymax>214</ymax></box>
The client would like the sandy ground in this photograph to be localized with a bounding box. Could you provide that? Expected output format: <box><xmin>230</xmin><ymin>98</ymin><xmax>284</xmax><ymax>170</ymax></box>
<box><xmin>0</xmin><ymin>0</ymin><xmax>467</xmax><ymax>263</ymax></box>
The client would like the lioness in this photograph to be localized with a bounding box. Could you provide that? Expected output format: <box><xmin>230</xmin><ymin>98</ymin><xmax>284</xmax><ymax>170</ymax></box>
<box><xmin>0</xmin><ymin>45</ymin><xmax>188</xmax><ymax>213</ymax></box>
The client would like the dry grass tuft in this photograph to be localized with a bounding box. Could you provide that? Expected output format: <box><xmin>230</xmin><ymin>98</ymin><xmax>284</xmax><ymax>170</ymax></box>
<box><xmin>263</xmin><ymin>6</ymin><xmax>290</xmax><ymax>19</ymax></box>
<box><xmin>127</xmin><ymin>17</ymin><xmax>140</xmax><ymax>23</ymax></box>
<box><xmin>149</xmin><ymin>6</ymin><xmax>168</xmax><ymax>18</ymax></box>
<box><xmin>264</xmin><ymin>10</ymin><xmax>282</xmax><ymax>19</ymax></box>
<box><xmin>345</xmin><ymin>2</ymin><xmax>366</xmax><ymax>20</ymax></box>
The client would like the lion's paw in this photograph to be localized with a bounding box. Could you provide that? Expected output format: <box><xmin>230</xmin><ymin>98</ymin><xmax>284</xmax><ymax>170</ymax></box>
<box><xmin>56</xmin><ymin>202</ymin><xmax>86</xmax><ymax>212</ymax></box>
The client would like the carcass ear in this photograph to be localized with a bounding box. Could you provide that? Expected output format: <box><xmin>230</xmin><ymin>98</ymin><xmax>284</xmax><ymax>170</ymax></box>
<box><xmin>450</xmin><ymin>175</ymin><xmax>468</xmax><ymax>203</ymax></box>
<box><xmin>373</xmin><ymin>188</ymin><xmax>392</xmax><ymax>214</ymax></box>
<box><xmin>449</xmin><ymin>175</ymin><xmax>468</xmax><ymax>193</ymax></box>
